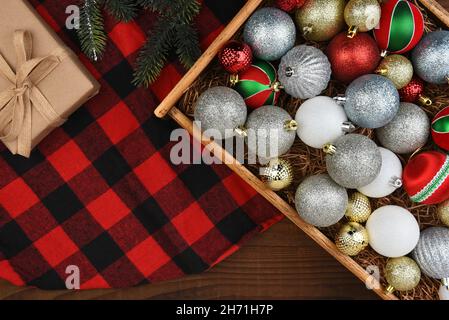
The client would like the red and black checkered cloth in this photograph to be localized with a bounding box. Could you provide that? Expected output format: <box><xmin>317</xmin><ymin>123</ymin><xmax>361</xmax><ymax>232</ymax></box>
<box><xmin>0</xmin><ymin>0</ymin><xmax>281</xmax><ymax>289</ymax></box>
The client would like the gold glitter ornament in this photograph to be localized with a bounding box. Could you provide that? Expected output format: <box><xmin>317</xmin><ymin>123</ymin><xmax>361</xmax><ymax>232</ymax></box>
<box><xmin>295</xmin><ymin>0</ymin><xmax>346</xmax><ymax>42</ymax></box>
<box><xmin>259</xmin><ymin>158</ymin><xmax>294</xmax><ymax>191</ymax></box>
<box><xmin>344</xmin><ymin>0</ymin><xmax>381</xmax><ymax>38</ymax></box>
<box><xmin>335</xmin><ymin>222</ymin><xmax>369</xmax><ymax>256</ymax></box>
<box><xmin>345</xmin><ymin>192</ymin><xmax>372</xmax><ymax>223</ymax></box>
<box><xmin>376</xmin><ymin>55</ymin><xmax>414</xmax><ymax>89</ymax></box>
<box><xmin>437</xmin><ymin>200</ymin><xmax>449</xmax><ymax>227</ymax></box>
<box><xmin>385</xmin><ymin>257</ymin><xmax>421</xmax><ymax>293</ymax></box>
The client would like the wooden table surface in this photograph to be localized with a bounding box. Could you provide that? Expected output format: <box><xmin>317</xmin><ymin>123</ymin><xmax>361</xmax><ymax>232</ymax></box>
<box><xmin>1</xmin><ymin>0</ymin><xmax>448</xmax><ymax>301</ymax></box>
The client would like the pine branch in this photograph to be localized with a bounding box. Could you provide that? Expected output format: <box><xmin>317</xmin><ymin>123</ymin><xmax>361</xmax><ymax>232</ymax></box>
<box><xmin>170</xmin><ymin>0</ymin><xmax>201</xmax><ymax>24</ymax></box>
<box><xmin>175</xmin><ymin>23</ymin><xmax>201</xmax><ymax>69</ymax></box>
<box><xmin>77</xmin><ymin>0</ymin><xmax>107</xmax><ymax>61</ymax></box>
<box><xmin>136</xmin><ymin>0</ymin><xmax>172</xmax><ymax>14</ymax></box>
<box><xmin>104</xmin><ymin>0</ymin><xmax>138</xmax><ymax>22</ymax></box>
<box><xmin>132</xmin><ymin>18</ymin><xmax>175</xmax><ymax>87</ymax></box>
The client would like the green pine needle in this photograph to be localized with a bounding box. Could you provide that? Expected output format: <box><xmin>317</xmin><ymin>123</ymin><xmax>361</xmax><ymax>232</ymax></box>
<box><xmin>77</xmin><ymin>0</ymin><xmax>107</xmax><ymax>61</ymax></box>
<box><xmin>104</xmin><ymin>0</ymin><xmax>138</xmax><ymax>22</ymax></box>
<box><xmin>132</xmin><ymin>19</ymin><xmax>175</xmax><ymax>87</ymax></box>
<box><xmin>175</xmin><ymin>23</ymin><xmax>201</xmax><ymax>69</ymax></box>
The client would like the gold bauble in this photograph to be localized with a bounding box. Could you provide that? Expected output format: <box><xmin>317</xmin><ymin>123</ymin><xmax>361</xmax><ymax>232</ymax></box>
<box><xmin>259</xmin><ymin>158</ymin><xmax>294</xmax><ymax>191</ymax></box>
<box><xmin>344</xmin><ymin>0</ymin><xmax>381</xmax><ymax>36</ymax></box>
<box><xmin>437</xmin><ymin>200</ymin><xmax>449</xmax><ymax>227</ymax></box>
<box><xmin>335</xmin><ymin>222</ymin><xmax>369</xmax><ymax>256</ymax></box>
<box><xmin>295</xmin><ymin>0</ymin><xmax>346</xmax><ymax>42</ymax></box>
<box><xmin>345</xmin><ymin>192</ymin><xmax>372</xmax><ymax>223</ymax></box>
<box><xmin>385</xmin><ymin>257</ymin><xmax>421</xmax><ymax>293</ymax></box>
<box><xmin>376</xmin><ymin>55</ymin><xmax>414</xmax><ymax>89</ymax></box>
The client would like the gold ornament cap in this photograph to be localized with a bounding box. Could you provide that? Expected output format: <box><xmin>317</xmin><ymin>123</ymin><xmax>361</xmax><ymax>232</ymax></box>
<box><xmin>259</xmin><ymin>158</ymin><xmax>294</xmax><ymax>191</ymax></box>
<box><xmin>345</xmin><ymin>192</ymin><xmax>372</xmax><ymax>223</ymax></box>
<box><xmin>335</xmin><ymin>222</ymin><xmax>369</xmax><ymax>256</ymax></box>
<box><xmin>385</xmin><ymin>257</ymin><xmax>421</xmax><ymax>292</ymax></box>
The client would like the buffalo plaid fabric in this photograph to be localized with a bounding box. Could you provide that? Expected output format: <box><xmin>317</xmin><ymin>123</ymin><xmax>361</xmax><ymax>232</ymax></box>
<box><xmin>0</xmin><ymin>0</ymin><xmax>281</xmax><ymax>289</ymax></box>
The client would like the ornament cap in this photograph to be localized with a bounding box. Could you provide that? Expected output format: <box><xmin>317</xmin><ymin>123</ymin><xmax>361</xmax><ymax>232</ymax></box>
<box><xmin>284</xmin><ymin>119</ymin><xmax>298</xmax><ymax>131</ymax></box>
<box><xmin>302</xmin><ymin>24</ymin><xmax>313</xmax><ymax>37</ymax></box>
<box><xmin>390</xmin><ymin>177</ymin><xmax>403</xmax><ymax>188</ymax></box>
<box><xmin>272</xmin><ymin>81</ymin><xmax>283</xmax><ymax>92</ymax></box>
<box><xmin>380</xmin><ymin>50</ymin><xmax>388</xmax><ymax>58</ymax></box>
<box><xmin>234</xmin><ymin>126</ymin><xmax>248</xmax><ymax>138</ymax></box>
<box><xmin>333</xmin><ymin>95</ymin><xmax>347</xmax><ymax>105</ymax></box>
<box><xmin>285</xmin><ymin>67</ymin><xmax>294</xmax><ymax>78</ymax></box>
<box><xmin>442</xmin><ymin>277</ymin><xmax>449</xmax><ymax>289</ymax></box>
<box><xmin>385</xmin><ymin>285</ymin><xmax>395</xmax><ymax>294</ymax></box>
<box><xmin>418</xmin><ymin>95</ymin><xmax>432</xmax><ymax>106</ymax></box>
<box><xmin>341</xmin><ymin>121</ymin><xmax>356</xmax><ymax>133</ymax></box>
<box><xmin>323</xmin><ymin>143</ymin><xmax>337</xmax><ymax>155</ymax></box>
<box><xmin>229</xmin><ymin>74</ymin><xmax>239</xmax><ymax>86</ymax></box>
<box><xmin>375</xmin><ymin>67</ymin><xmax>388</xmax><ymax>76</ymax></box>
<box><xmin>347</xmin><ymin>25</ymin><xmax>358</xmax><ymax>38</ymax></box>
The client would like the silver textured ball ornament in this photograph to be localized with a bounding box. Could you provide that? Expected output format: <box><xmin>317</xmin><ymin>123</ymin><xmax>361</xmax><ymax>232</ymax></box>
<box><xmin>376</xmin><ymin>102</ymin><xmax>430</xmax><ymax>154</ymax></box>
<box><xmin>412</xmin><ymin>30</ymin><xmax>449</xmax><ymax>84</ymax></box>
<box><xmin>342</xmin><ymin>74</ymin><xmax>400</xmax><ymax>129</ymax></box>
<box><xmin>244</xmin><ymin>105</ymin><xmax>297</xmax><ymax>160</ymax></box>
<box><xmin>194</xmin><ymin>87</ymin><xmax>247</xmax><ymax>140</ymax></box>
<box><xmin>413</xmin><ymin>227</ymin><xmax>449</xmax><ymax>285</ymax></box>
<box><xmin>324</xmin><ymin>134</ymin><xmax>382</xmax><ymax>189</ymax></box>
<box><xmin>278</xmin><ymin>45</ymin><xmax>331</xmax><ymax>99</ymax></box>
<box><xmin>243</xmin><ymin>7</ymin><xmax>296</xmax><ymax>61</ymax></box>
<box><xmin>295</xmin><ymin>174</ymin><xmax>348</xmax><ymax>228</ymax></box>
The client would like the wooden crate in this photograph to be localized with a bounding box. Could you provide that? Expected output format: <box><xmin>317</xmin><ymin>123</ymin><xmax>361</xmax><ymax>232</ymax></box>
<box><xmin>154</xmin><ymin>0</ymin><xmax>449</xmax><ymax>300</ymax></box>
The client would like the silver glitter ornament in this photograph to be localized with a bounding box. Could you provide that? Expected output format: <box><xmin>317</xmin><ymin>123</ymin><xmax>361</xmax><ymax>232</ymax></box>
<box><xmin>295</xmin><ymin>174</ymin><xmax>348</xmax><ymax>228</ymax></box>
<box><xmin>376</xmin><ymin>102</ymin><xmax>430</xmax><ymax>154</ymax></box>
<box><xmin>324</xmin><ymin>134</ymin><xmax>382</xmax><ymax>189</ymax></box>
<box><xmin>413</xmin><ymin>227</ymin><xmax>449</xmax><ymax>285</ymax></box>
<box><xmin>341</xmin><ymin>74</ymin><xmax>400</xmax><ymax>129</ymax></box>
<box><xmin>243</xmin><ymin>7</ymin><xmax>296</xmax><ymax>61</ymax></box>
<box><xmin>412</xmin><ymin>30</ymin><xmax>449</xmax><ymax>85</ymax></box>
<box><xmin>244</xmin><ymin>105</ymin><xmax>297</xmax><ymax>160</ymax></box>
<box><xmin>194</xmin><ymin>87</ymin><xmax>247</xmax><ymax>140</ymax></box>
<box><xmin>278</xmin><ymin>45</ymin><xmax>332</xmax><ymax>99</ymax></box>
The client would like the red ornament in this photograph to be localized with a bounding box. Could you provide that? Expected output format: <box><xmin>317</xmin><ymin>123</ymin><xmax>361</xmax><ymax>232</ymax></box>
<box><xmin>403</xmin><ymin>151</ymin><xmax>449</xmax><ymax>205</ymax></box>
<box><xmin>218</xmin><ymin>40</ymin><xmax>253</xmax><ymax>74</ymax></box>
<box><xmin>398</xmin><ymin>77</ymin><xmax>432</xmax><ymax>106</ymax></box>
<box><xmin>275</xmin><ymin>0</ymin><xmax>306</xmax><ymax>12</ymax></box>
<box><xmin>431</xmin><ymin>106</ymin><xmax>449</xmax><ymax>151</ymax></box>
<box><xmin>327</xmin><ymin>32</ymin><xmax>381</xmax><ymax>83</ymax></box>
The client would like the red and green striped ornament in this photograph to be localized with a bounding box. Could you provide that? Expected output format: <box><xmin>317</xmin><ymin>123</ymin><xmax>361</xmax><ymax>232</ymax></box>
<box><xmin>432</xmin><ymin>106</ymin><xmax>449</xmax><ymax>151</ymax></box>
<box><xmin>373</xmin><ymin>0</ymin><xmax>424</xmax><ymax>54</ymax></box>
<box><xmin>230</xmin><ymin>59</ymin><xmax>281</xmax><ymax>109</ymax></box>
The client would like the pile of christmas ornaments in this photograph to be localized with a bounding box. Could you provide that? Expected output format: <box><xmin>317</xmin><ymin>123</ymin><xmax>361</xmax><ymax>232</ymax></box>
<box><xmin>192</xmin><ymin>0</ymin><xmax>449</xmax><ymax>299</ymax></box>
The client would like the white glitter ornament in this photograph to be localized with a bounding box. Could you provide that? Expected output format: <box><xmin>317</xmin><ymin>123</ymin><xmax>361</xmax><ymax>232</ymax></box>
<box><xmin>295</xmin><ymin>96</ymin><xmax>354</xmax><ymax>149</ymax></box>
<box><xmin>243</xmin><ymin>7</ymin><xmax>296</xmax><ymax>61</ymax></box>
<box><xmin>244</xmin><ymin>105</ymin><xmax>297</xmax><ymax>160</ymax></box>
<box><xmin>194</xmin><ymin>87</ymin><xmax>247</xmax><ymax>140</ymax></box>
<box><xmin>376</xmin><ymin>102</ymin><xmax>430</xmax><ymax>154</ymax></box>
<box><xmin>278</xmin><ymin>45</ymin><xmax>332</xmax><ymax>99</ymax></box>
<box><xmin>338</xmin><ymin>74</ymin><xmax>400</xmax><ymax>129</ymax></box>
<box><xmin>324</xmin><ymin>134</ymin><xmax>382</xmax><ymax>189</ymax></box>
<box><xmin>358</xmin><ymin>148</ymin><xmax>403</xmax><ymax>198</ymax></box>
<box><xmin>366</xmin><ymin>206</ymin><xmax>420</xmax><ymax>258</ymax></box>
<box><xmin>412</xmin><ymin>30</ymin><xmax>449</xmax><ymax>84</ymax></box>
<box><xmin>295</xmin><ymin>174</ymin><xmax>348</xmax><ymax>227</ymax></box>
<box><xmin>413</xmin><ymin>227</ymin><xmax>449</xmax><ymax>286</ymax></box>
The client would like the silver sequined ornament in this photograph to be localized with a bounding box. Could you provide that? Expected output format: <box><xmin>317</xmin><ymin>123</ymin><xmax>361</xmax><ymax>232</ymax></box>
<box><xmin>324</xmin><ymin>134</ymin><xmax>382</xmax><ymax>189</ymax></box>
<box><xmin>376</xmin><ymin>102</ymin><xmax>430</xmax><ymax>154</ymax></box>
<box><xmin>194</xmin><ymin>87</ymin><xmax>247</xmax><ymax>140</ymax></box>
<box><xmin>413</xmin><ymin>227</ymin><xmax>449</xmax><ymax>285</ymax></box>
<box><xmin>295</xmin><ymin>174</ymin><xmax>348</xmax><ymax>227</ymax></box>
<box><xmin>278</xmin><ymin>45</ymin><xmax>332</xmax><ymax>99</ymax></box>
<box><xmin>243</xmin><ymin>7</ymin><xmax>296</xmax><ymax>61</ymax></box>
<box><xmin>412</xmin><ymin>30</ymin><xmax>449</xmax><ymax>84</ymax></box>
<box><xmin>341</xmin><ymin>74</ymin><xmax>400</xmax><ymax>129</ymax></box>
<box><xmin>244</xmin><ymin>105</ymin><xmax>297</xmax><ymax>160</ymax></box>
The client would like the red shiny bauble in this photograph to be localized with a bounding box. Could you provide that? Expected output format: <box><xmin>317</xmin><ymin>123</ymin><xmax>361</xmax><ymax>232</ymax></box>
<box><xmin>326</xmin><ymin>32</ymin><xmax>381</xmax><ymax>83</ymax></box>
<box><xmin>399</xmin><ymin>77</ymin><xmax>425</xmax><ymax>103</ymax></box>
<box><xmin>275</xmin><ymin>0</ymin><xmax>306</xmax><ymax>12</ymax></box>
<box><xmin>218</xmin><ymin>40</ymin><xmax>253</xmax><ymax>74</ymax></box>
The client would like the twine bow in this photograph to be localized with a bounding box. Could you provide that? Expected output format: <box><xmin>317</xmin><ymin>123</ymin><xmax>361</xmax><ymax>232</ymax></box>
<box><xmin>0</xmin><ymin>30</ymin><xmax>67</xmax><ymax>157</ymax></box>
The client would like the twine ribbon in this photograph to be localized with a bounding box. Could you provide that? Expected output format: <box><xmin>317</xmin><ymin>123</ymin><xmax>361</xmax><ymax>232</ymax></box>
<box><xmin>0</xmin><ymin>30</ymin><xmax>68</xmax><ymax>157</ymax></box>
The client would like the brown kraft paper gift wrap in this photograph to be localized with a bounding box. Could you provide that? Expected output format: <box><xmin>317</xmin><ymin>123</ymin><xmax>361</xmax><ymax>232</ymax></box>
<box><xmin>0</xmin><ymin>0</ymin><xmax>100</xmax><ymax>157</ymax></box>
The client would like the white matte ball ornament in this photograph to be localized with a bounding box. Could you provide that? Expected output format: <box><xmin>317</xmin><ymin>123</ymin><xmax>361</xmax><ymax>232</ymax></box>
<box><xmin>366</xmin><ymin>206</ymin><xmax>420</xmax><ymax>258</ymax></box>
<box><xmin>295</xmin><ymin>96</ymin><xmax>353</xmax><ymax>149</ymax></box>
<box><xmin>358</xmin><ymin>148</ymin><xmax>403</xmax><ymax>198</ymax></box>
